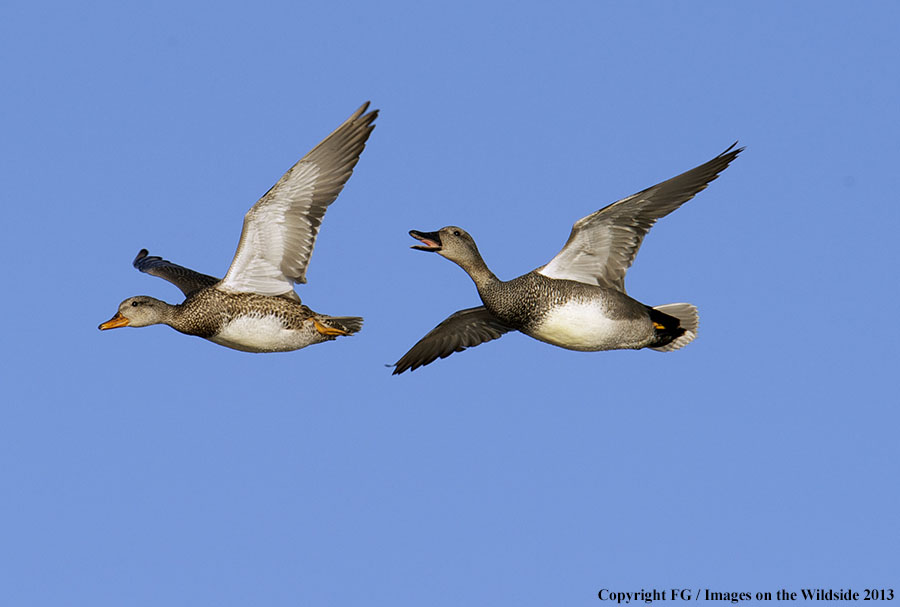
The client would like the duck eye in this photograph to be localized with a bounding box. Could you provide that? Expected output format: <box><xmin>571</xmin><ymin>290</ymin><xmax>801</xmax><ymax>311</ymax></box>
<box><xmin>131</xmin><ymin>301</ymin><xmax>139</xmax><ymax>307</ymax></box>
<box><xmin>453</xmin><ymin>230</ymin><xmax>461</xmax><ymax>236</ymax></box>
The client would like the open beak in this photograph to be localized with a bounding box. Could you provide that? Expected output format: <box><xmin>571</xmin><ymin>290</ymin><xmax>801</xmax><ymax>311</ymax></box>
<box><xmin>410</xmin><ymin>229</ymin><xmax>442</xmax><ymax>252</ymax></box>
<box><xmin>99</xmin><ymin>312</ymin><xmax>130</xmax><ymax>330</ymax></box>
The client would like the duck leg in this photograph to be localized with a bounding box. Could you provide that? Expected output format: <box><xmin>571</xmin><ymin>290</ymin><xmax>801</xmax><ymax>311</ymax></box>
<box><xmin>313</xmin><ymin>318</ymin><xmax>352</xmax><ymax>337</ymax></box>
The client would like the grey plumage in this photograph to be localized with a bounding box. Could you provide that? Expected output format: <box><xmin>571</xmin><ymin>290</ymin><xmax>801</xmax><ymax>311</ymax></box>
<box><xmin>393</xmin><ymin>144</ymin><xmax>742</xmax><ymax>374</ymax></box>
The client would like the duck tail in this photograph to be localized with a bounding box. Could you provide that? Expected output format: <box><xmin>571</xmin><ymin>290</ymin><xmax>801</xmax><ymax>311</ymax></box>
<box><xmin>322</xmin><ymin>315</ymin><xmax>364</xmax><ymax>335</ymax></box>
<box><xmin>649</xmin><ymin>303</ymin><xmax>698</xmax><ymax>352</ymax></box>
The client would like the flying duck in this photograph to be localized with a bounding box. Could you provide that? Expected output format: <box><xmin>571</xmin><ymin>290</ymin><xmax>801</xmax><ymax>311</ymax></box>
<box><xmin>99</xmin><ymin>102</ymin><xmax>377</xmax><ymax>352</ymax></box>
<box><xmin>393</xmin><ymin>144</ymin><xmax>741</xmax><ymax>373</ymax></box>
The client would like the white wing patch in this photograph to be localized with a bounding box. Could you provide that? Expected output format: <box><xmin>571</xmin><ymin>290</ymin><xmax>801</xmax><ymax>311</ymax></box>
<box><xmin>218</xmin><ymin>162</ymin><xmax>320</xmax><ymax>296</ymax></box>
<box><xmin>536</xmin><ymin>145</ymin><xmax>742</xmax><ymax>291</ymax></box>
<box><xmin>216</xmin><ymin>103</ymin><xmax>377</xmax><ymax>296</ymax></box>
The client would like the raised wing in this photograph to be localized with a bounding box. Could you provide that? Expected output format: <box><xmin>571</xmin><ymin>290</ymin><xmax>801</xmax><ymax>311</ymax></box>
<box><xmin>133</xmin><ymin>249</ymin><xmax>219</xmax><ymax>296</ymax></box>
<box><xmin>538</xmin><ymin>144</ymin><xmax>742</xmax><ymax>291</ymax></box>
<box><xmin>392</xmin><ymin>306</ymin><xmax>514</xmax><ymax>375</ymax></box>
<box><xmin>219</xmin><ymin>102</ymin><xmax>378</xmax><ymax>296</ymax></box>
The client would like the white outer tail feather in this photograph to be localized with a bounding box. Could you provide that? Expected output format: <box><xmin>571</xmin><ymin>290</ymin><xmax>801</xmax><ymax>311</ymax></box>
<box><xmin>650</xmin><ymin>303</ymin><xmax>698</xmax><ymax>352</ymax></box>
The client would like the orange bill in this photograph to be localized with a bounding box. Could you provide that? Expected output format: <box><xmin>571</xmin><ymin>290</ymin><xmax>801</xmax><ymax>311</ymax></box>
<box><xmin>98</xmin><ymin>312</ymin><xmax>130</xmax><ymax>330</ymax></box>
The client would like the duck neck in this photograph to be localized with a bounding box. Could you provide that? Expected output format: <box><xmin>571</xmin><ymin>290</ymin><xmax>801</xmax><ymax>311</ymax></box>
<box><xmin>455</xmin><ymin>252</ymin><xmax>500</xmax><ymax>292</ymax></box>
<box><xmin>159</xmin><ymin>301</ymin><xmax>185</xmax><ymax>330</ymax></box>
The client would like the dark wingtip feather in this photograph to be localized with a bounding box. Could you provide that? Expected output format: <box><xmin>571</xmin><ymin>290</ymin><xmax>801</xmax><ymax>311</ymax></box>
<box><xmin>718</xmin><ymin>141</ymin><xmax>744</xmax><ymax>163</ymax></box>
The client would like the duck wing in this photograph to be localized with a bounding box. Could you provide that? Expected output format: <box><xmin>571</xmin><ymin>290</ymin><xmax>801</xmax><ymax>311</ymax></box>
<box><xmin>133</xmin><ymin>249</ymin><xmax>219</xmax><ymax>296</ymax></box>
<box><xmin>392</xmin><ymin>306</ymin><xmax>514</xmax><ymax>375</ymax></box>
<box><xmin>537</xmin><ymin>144</ymin><xmax>742</xmax><ymax>292</ymax></box>
<box><xmin>218</xmin><ymin>102</ymin><xmax>378</xmax><ymax>296</ymax></box>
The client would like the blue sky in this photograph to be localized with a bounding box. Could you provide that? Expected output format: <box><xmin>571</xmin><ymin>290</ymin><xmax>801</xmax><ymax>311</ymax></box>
<box><xmin>2</xmin><ymin>2</ymin><xmax>898</xmax><ymax>605</ymax></box>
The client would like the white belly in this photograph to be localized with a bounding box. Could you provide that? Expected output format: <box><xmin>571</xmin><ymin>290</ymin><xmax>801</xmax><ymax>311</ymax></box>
<box><xmin>528</xmin><ymin>300</ymin><xmax>647</xmax><ymax>351</ymax></box>
<box><xmin>209</xmin><ymin>315</ymin><xmax>313</xmax><ymax>353</ymax></box>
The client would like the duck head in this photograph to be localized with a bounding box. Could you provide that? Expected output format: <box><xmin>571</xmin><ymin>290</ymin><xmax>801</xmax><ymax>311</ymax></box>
<box><xmin>409</xmin><ymin>226</ymin><xmax>498</xmax><ymax>288</ymax></box>
<box><xmin>99</xmin><ymin>296</ymin><xmax>172</xmax><ymax>330</ymax></box>
<box><xmin>409</xmin><ymin>227</ymin><xmax>483</xmax><ymax>265</ymax></box>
